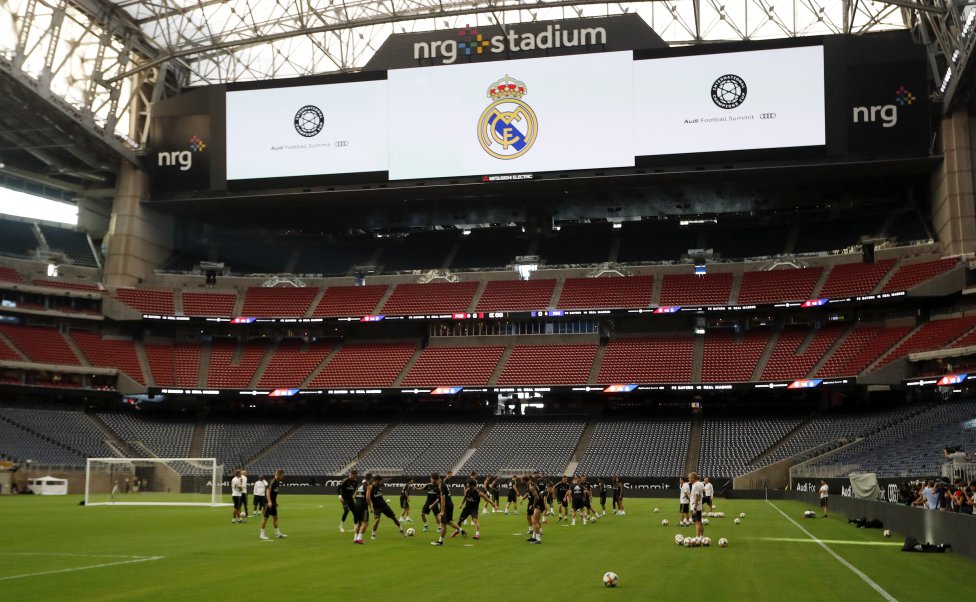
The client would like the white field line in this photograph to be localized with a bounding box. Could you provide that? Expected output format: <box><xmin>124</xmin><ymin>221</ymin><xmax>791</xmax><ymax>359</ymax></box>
<box><xmin>767</xmin><ymin>501</ymin><xmax>897</xmax><ymax>602</ymax></box>
<box><xmin>0</xmin><ymin>553</ymin><xmax>164</xmax><ymax>581</ymax></box>
<box><xmin>752</xmin><ymin>537</ymin><xmax>903</xmax><ymax>546</ymax></box>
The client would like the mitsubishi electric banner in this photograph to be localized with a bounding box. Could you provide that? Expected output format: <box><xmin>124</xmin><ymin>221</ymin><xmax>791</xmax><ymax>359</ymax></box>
<box><xmin>387</xmin><ymin>52</ymin><xmax>636</xmax><ymax>179</ymax></box>
<box><xmin>634</xmin><ymin>45</ymin><xmax>826</xmax><ymax>155</ymax></box>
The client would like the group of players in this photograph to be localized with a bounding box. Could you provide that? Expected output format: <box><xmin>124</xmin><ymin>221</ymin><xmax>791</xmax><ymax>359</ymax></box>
<box><xmin>336</xmin><ymin>470</ymin><xmax>629</xmax><ymax>545</ymax></box>
<box><xmin>230</xmin><ymin>468</ymin><xmax>287</xmax><ymax>541</ymax></box>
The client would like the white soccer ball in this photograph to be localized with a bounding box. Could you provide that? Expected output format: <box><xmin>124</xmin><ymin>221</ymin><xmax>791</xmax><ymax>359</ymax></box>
<box><xmin>718</xmin><ymin>537</ymin><xmax>729</xmax><ymax>548</ymax></box>
<box><xmin>405</xmin><ymin>528</ymin><xmax>415</xmax><ymax>537</ymax></box>
<box><xmin>683</xmin><ymin>537</ymin><xmax>692</xmax><ymax>547</ymax></box>
<box><xmin>653</xmin><ymin>507</ymin><xmax>659</xmax><ymax>513</ymax></box>
<box><xmin>739</xmin><ymin>512</ymin><xmax>746</xmax><ymax>518</ymax></box>
<box><xmin>590</xmin><ymin>516</ymin><xmax>598</xmax><ymax>524</ymax></box>
<box><xmin>883</xmin><ymin>529</ymin><xmax>891</xmax><ymax>538</ymax></box>
<box><xmin>702</xmin><ymin>537</ymin><xmax>711</xmax><ymax>546</ymax></box>
<box><xmin>661</xmin><ymin>519</ymin><xmax>669</xmax><ymax>526</ymax></box>
<box><xmin>602</xmin><ymin>572</ymin><xmax>619</xmax><ymax>588</ymax></box>
<box><xmin>733</xmin><ymin>518</ymin><xmax>741</xmax><ymax>525</ymax></box>
<box><xmin>675</xmin><ymin>534</ymin><xmax>685</xmax><ymax>545</ymax></box>
<box><xmin>702</xmin><ymin>518</ymin><xmax>709</xmax><ymax>525</ymax></box>
<box><xmin>240</xmin><ymin>513</ymin><xmax>246</xmax><ymax>518</ymax></box>
<box><xmin>717</xmin><ymin>512</ymin><xmax>725</xmax><ymax>518</ymax></box>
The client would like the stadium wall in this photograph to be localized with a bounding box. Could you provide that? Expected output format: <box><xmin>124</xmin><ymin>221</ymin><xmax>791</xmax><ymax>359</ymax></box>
<box><xmin>931</xmin><ymin>109</ymin><xmax>976</xmax><ymax>256</ymax></box>
<box><xmin>795</xmin><ymin>490</ymin><xmax>976</xmax><ymax>560</ymax></box>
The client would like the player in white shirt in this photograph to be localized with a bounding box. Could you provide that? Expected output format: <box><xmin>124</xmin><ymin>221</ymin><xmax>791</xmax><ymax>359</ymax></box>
<box><xmin>703</xmin><ymin>477</ymin><xmax>715</xmax><ymax>512</ymax></box>
<box><xmin>240</xmin><ymin>470</ymin><xmax>250</xmax><ymax>518</ymax></box>
<box><xmin>678</xmin><ymin>477</ymin><xmax>691</xmax><ymax>526</ymax></box>
<box><xmin>252</xmin><ymin>475</ymin><xmax>269</xmax><ymax>515</ymax></box>
<box><xmin>819</xmin><ymin>480</ymin><xmax>829</xmax><ymax>518</ymax></box>
<box><xmin>688</xmin><ymin>472</ymin><xmax>705</xmax><ymax>538</ymax></box>
<box><xmin>231</xmin><ymin>470</ymin><xmax>245</xmax><ymax>523</ymax></box>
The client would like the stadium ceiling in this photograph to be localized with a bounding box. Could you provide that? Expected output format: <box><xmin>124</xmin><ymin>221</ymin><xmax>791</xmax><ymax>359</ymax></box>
<box><xmin>0</xmin><ymin>0</ymin><xmax>971</xmax><ymax>198</ymax></box>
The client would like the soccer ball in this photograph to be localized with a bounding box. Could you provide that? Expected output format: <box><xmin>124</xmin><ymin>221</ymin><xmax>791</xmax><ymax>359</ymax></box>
<box><xmin>702</xmin><ymin>537</ymin><xmax>711</xmax><ymax>546</ymax></box>
<box><xmin>717</xmin><ymin>512</ymin><xmax>725</xmax><ymax>518</ymax></box>
<box><xmin>661</xmin><ymin>519</ymin><xmax>669</xmax><ymax>526</ymax></box>
<box><xmin>718</xmin><ymin>537</ymin><xmax>729</xmax><ymax>548</ymax></box>
<box><xmin>702</xmin><ymin>518</ymin><xmax>709</xmax><ymax>525</ymax></box>
<box><xmin>683</xmin><ymin>538</ymin><xmax>692</xmax><ymax>547</ymax></box>
<box><xmin>603</xmin><ymin>572</ymin><xmax>619</xmax><ymax>588</ymax></box>
<box><xmin>883</xmin><ymin>529</ymin><xmax>891</xmax><ymax>538</ymax></box>
<box><xmin>675</xmin><ymin>534</ymin><xmax>685</xmax><ymax>545</ymax></box>
<box><xmin>405</xmin><ymin>528</ymin><xmax>415</xmax><ymax>537</ymax></box>
<box><xmin>590</xmin><ymin>516</ymin><xmax>598</xmax><ymax>524</ymax></box>
<box><xmin>739</xmin><ymin>512</ymin><xmax>746</xmax><ymax>518</ymax></box>
<box><xmin>653</xmin><ymin>507</ymin><xmax>659</xmax><ymax>513</ymax></box>
<box><xmin>733</xmin><ymin>518</ymin><xmax>741</xmax><ymax>525</ymax></box>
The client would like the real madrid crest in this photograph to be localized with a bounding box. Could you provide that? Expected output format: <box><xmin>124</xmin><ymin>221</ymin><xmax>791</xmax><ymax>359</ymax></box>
<box><xmin>478</xmin><ymin>75</ymin><xmax>538</xmax><ymax>160</ymax></box>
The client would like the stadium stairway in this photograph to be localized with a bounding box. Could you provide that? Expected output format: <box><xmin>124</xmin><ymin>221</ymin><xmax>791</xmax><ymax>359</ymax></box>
<box><xmin>87</xmin><ymin>413</ymin><xmax>138</xmax><ymax>457</ymax></box>
<box><xmin>747</xmin><ymin>414</ymin><xmax>815</xmax><ymax>467</ymax></box>
<box><xmin>684</xmin><ymin>413</ymin><xmax>702</xmax><ymax>475</ymax></box>
<box><xmin>246</xmin><ymin>341</ymin><xmax>278</xmax><ymax>388</ymax></box>
<box><xmin>304</xmin><ymin>288</ymin><xmax>327</xmax><ymax>319</ymax></box>
<box><xmin>809</xmin><ymin>268</ymin><xmax>831</xmax><ymax>299</ymax></box>
<box><xmin>197</xmin><ymin>343</ymin><xmax>211</xmax><ymax>388</ymax></box>
<box><xmin>243</xmin><ymin>419</ymin><xmax>306</xmax><ymax>468</ymax></box>
<box><xmin>565</xmin><ymin>415</ymin><xmax>600</xmax><ymax>477</ymax></box>
<box><xmin>372</xmin><ymin>286</ymin><xmax>398</xmax><ymax>315</ymax></box>
<box><xmin>451</xmin><ymin>418</ymin><xmax>495</xmax><ymax>475</ymax></box>
<box><xmin>231</xmin><ymin>293</ymin><xmax>245</xmax><ymax>317</ymax></box>
<box><xmin>750</xmin><ymin>329</ymin><xmax>781</xmax><ymax>381</ymax></box>
<box><xmin>870</xmin><ymin>258</ymin><xmax>902</xmax><ymax>294</ymax></box>
<box><xmin>488</xmin><ymin>347</ymin><xmax>513</xmax><ymax>386</ymax></box>
<box><xmin>188</xmin><ymin>416</ymin><xmax>206</xmax><ymax>458</ymax></box>
<box><xmin>173</xmin><ymin>291</ymin><xmax>185</xmax><ymax>316</ymax></box>
<box><xmin>298</xmin><ymin>345</ymin><xmax>342</xmax><ymax>388</ymax></box>
<box><xmin>861</xmin><ymin>322</ymin><xmax>924</xmax><ymax>375</ymax></box>
<box><xmin>338</xmin><ymin>421</ymin><xmax>398</xmax><ymax>475</ymax></box>
<box><xmin>392</xmin><ymin>347</ymin><xmax>425</xmax><ymax>387</ymax></box>
<box><xmin>691</xmin><ymin>335</ymin><xmax>704</xmax><ymax>382</ymax></box>
<box><xmin>0</xmin><ymin>330</ymin><xmax>28</xmax><ymax>361</ymax></box>
<box><xmin>807</xmin><ymin>326</ymin><xmax>852</xmax><ymax>377</ymax></box>
<box><xmin>549</xmin><ymin>278</ymin><xmax>566</xmax><ymax>309</ymax></box>
<box><xmin>588</xmin><ymin>341</ymin><xmax>607</xmax><ymax>384</ymax></box>
<box><xmin>728</xmin><ymin>272</ymin><xmax>744</xmax><ymax>305</ymax></box>
<box><xmin>467</xmin><ymin>280</ymin><xmax>488</xmax><ymax>313</ymax></box>
<box><xmin>135</xmin><ymin>340</ymin><xmax>154</xmax><ymax>388</ymax></box>
<box><xmin>62</xmin><ymin>333</ymin><xmax>91</xmax><ymax>368</ymax></box>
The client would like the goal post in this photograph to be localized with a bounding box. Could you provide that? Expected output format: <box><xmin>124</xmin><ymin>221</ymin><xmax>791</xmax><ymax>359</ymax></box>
<box><xmin>85</xmin><ymin>458</ymin><xmax>229</xmax><ymax>507</ymax></box>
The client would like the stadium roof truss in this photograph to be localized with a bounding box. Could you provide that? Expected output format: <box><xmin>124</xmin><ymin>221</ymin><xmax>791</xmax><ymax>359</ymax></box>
<box><xmin>0</xmin><ymin>0</ymin><xmax>970</xmax><ymax>197</ymax></box>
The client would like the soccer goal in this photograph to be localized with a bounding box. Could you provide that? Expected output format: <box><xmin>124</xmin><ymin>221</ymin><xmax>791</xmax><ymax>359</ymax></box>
<box><xmin>85</xmin><ymin>458</ymin><xmax>229</xmax><ymax>507</ymax></box>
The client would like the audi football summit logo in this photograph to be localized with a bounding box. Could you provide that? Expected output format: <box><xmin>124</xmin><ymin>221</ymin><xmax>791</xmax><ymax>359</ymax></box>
<box><xmin>294</xmin><ymin>105</ymin><xmax>324</xmax><ymax>137</ymax></box>
<box><xmin>711</xmin><ymin>74</ymin><xmax>747</xmax><ymax>109</ymax></box>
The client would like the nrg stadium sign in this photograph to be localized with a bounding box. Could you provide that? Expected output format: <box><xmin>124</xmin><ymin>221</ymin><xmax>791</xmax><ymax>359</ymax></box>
<box><xmin>364</xmin><ymin>14</ymin><xmax>666</xmax><ymax>70</ymax></box>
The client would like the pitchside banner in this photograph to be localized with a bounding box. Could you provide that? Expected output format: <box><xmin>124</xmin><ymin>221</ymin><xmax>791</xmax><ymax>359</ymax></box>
<box><xmin>633</xmin><ymin>46</ymin><xmax>826</xmax><ymax>155</ymax></box>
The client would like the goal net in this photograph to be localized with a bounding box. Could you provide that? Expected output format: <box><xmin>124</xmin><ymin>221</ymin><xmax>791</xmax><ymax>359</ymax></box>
<box><xmin>85</xmin><ymin>458</ymin><xmax>228</xmax><ymax>506</ymax></box>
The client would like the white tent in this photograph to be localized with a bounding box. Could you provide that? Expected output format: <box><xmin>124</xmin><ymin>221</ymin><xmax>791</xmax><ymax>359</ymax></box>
<box><xmin>28</xmin><ymin>476</ymin><xmax>68</xmax><ymax>495</ymax></box>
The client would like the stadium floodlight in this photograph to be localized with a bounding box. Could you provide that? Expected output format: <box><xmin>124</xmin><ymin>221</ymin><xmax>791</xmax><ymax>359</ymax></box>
<box><xmin>85</xmin><ymin>458</ymin><xmax>228</xmax><ymax>507</ymax></box>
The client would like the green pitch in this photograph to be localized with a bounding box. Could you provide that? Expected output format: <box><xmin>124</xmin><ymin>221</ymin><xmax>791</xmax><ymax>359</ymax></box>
<box><xmin>0</xmin><ymin>495</ymin><xmax>969</xmax><ymax>601</ymax></box>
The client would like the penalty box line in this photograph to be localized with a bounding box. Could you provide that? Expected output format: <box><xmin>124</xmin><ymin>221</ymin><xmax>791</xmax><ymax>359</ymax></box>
<box><xmin>0</xmin><ymin>554</ymin><xmax>164</xmax><ymax>581</ymax></box>
<box><xmin>766</xmin><ymin>501</ymin><xmax>897</xmax><ymax>602</ymax></box>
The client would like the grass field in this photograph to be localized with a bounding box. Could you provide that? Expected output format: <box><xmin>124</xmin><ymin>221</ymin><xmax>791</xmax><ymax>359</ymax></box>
<box><xmin>0</xmin><ymin>495</ymin><xmax>970</xmax><ymax>601</ymax></box>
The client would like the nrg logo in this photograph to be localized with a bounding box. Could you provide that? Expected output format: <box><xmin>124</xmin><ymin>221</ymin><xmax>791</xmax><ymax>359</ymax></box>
<box><xmin>852</xmin><ymin>86</ymin><xmax>916</xmax><ymax>128</ymax></box>
<box><xmin>157</xmin><ymin>135</ymin><xmax>206</xmax><ymax>171</ymax></box>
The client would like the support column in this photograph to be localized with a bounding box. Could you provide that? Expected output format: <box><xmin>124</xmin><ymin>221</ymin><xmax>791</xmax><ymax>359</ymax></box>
<box><xmin>102</xmin><ymin>163</ymin><xmax>173</xmax><ymax>287</ymax></box>
<box><xmin>931</xmin><ymin>109</ymin><xmax>976</xmax><ymax>256</ymax></box>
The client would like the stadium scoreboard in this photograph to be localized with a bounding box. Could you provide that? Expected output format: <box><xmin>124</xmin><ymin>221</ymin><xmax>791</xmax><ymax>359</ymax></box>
<box><xmin>149</xmin><ymin>27</ymin><xmax>929</xmax><ymax>196</ymax></box>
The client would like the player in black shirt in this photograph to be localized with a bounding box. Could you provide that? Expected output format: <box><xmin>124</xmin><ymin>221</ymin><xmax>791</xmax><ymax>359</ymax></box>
<box><xmin>504</xmin><ymin>477</ymin><xmax>520</xmax><ymax>515</ymax></box>
<box><xmin>351</xmin><ymin>474</ymin><xmax>370</xmax><ymax>544</ymax></box>
<box><xmin>524</xmin><ymin>476</ymin><xmax>544</xmax><ymax>544</ymax></box>
<box><xmin>554</xmin><ymin>476</ymin><xmax>571</xmax><ymax>522</ymax></box>
<box><xmin>613</xmin><ymin>476</ymin><xmax>625</xmax><ymax>515</ymax></box>
<box><xmin>432</xmin><ymin>473</ymin><xmax>466</xmax><ymax>546</ymax></box>
<box><xmin>259</xmin><ymin>469</ymin><xmax>287</xmax><ymax>541</ymax></box>
<box><xmin>398</xmin><ymin>478</ymin><xmax>414</xmax><ymax>523</ymax></box>
<box><xmin>338</xmin><ymin>470</ymin><xmax>358</xmax><ymax>533</ymax></box>
<box><xmin>569</xmin><ymin>476</ymin><xmax>586</xmax><ymax>525</ymax></box>
<box><xmin>581</xmin><ymin>476</ymin><xmax>596</xmax><ymax>521</ymax></box>
<box><xmin>368</xmin><ymin>475</ymin><xmax>406</xmax><ymax>539</ymax></box>
<box><xmin>420</xmin><ymin>473</ymin><xmax>441</xmax><ymax>532</ymax></box>
<box><xmin>597</xmin><ymin>478</ymin><xmax>608</xmax><ymax>516</ymax></box>
<box><xmin>458</xmin><ymin>479</ymin><xmax>498</xmax><ymax>539</ymax></box>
